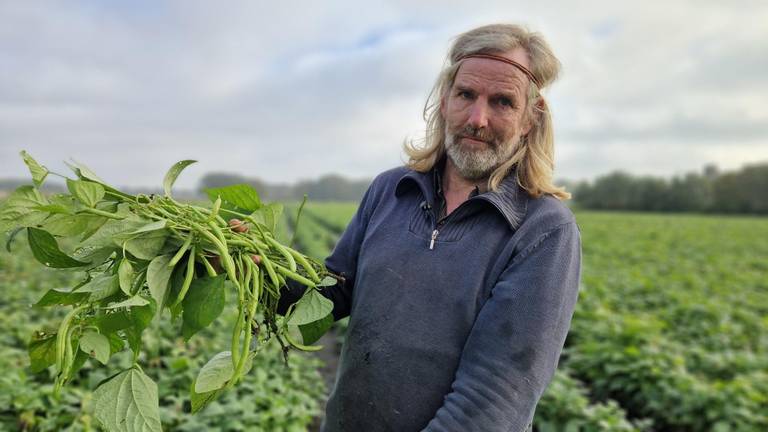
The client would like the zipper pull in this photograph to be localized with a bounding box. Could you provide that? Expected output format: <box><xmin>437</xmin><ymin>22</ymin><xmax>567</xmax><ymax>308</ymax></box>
<box><xmin>429</xmin><ymin>229</ymin><xmax>439</xmax><ymax>250</ymax></box>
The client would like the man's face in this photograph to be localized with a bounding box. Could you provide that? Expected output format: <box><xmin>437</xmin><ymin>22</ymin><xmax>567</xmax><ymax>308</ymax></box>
<box><xmin>441</xmin><ymin>47</ymin><xmax>533</xmax><ymax>180</ymax></box>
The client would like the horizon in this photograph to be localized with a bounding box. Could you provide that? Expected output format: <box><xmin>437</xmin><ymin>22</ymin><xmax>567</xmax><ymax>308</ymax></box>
<box><xmin>1</xmin><ymin>157</ymin><xmax>763</xmax><ymax>195</ymax></box>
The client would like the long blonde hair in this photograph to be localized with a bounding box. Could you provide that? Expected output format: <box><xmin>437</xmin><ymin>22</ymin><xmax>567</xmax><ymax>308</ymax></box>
<box><xmin>403</xmin><ymin>24</ymin><xmax>570</xmax><ymax>200</ymax></box>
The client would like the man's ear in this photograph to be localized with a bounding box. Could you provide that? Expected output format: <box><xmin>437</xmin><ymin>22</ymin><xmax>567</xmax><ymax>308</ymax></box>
<box><xmin>522</xmin><ymin>98</ymin><xmax>546</xmax><ymax>136</ymax></box>
<box><xmin>522</xmin><ymin>117</ymin><xmax>534</xmax><ymax>136</ymax></box>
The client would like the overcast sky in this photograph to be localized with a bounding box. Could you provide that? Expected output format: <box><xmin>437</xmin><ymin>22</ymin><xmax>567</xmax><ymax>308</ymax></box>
<box><xmin>1</xmin><ymin>1</ymin><xmax>766</xmax><ymax>189</ymax></box>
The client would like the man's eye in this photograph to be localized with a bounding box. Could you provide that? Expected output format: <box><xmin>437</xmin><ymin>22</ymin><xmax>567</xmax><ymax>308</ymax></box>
<box><xmin>458</xmin><ymin>90</ymin><xmax>473</xmax><ymax>99</ymax></box>
<box><xmin>497</xmin><ymin>97</ymin><xmax>514</xmax><ymax>108</ymax></box>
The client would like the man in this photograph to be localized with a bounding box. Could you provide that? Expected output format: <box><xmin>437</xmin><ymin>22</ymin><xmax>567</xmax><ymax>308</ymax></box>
<box><xmin>276</xmin><ymin>23</ymin><xmax>581</xmax><ymax>431</ymax></box>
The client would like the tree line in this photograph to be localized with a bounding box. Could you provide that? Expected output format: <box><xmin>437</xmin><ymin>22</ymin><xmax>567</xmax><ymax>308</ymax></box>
<box><xmin>198</xmin><ymin>172</ymin><xmax>371</xmax><ymax>202</ymax></box>
<box><xmin>571</xmin><ymin>162</ymin><xmax>768</xmax><ymax>214</ymax></box>
<box><xmin>3</xmin><ymin>162</ymin><xmax>766</xmax><ymax>214</ymax></box>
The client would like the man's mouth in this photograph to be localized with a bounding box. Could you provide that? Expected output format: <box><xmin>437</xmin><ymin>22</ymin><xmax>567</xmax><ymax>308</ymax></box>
<box><xmin>460</xmin><ymin>135</ymin><xmax>489</xmax><ymax>146</ymax></box>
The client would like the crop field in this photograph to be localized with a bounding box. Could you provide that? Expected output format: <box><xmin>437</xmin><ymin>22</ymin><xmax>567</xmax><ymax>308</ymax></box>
<box><xmin>2</xmin><ymin>203</ymin><xmax>767</xmax><ymax>431</ymax></box>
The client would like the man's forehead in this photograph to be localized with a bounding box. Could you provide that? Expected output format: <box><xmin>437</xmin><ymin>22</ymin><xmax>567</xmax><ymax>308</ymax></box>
<box><xmin>454</xmin><ymin>59</ymin><xmax>529</xmax><ymax>93</ymax></box>
<box><xmin>453</xmin><ymin>48</ymin><xmax>532</xmax><ymax>92</ymax></box>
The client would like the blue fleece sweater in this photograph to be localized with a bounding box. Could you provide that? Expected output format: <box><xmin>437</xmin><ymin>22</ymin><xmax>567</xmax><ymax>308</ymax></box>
<box><xmin>282</xmin><ymin>165</ymin><xmax>581</xmax><ymax>432</ymax></box>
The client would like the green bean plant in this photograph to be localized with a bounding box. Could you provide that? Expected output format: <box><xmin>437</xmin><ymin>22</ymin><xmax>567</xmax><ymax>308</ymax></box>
<box><xmin>0</xmin><ymin>152</ymin><xmax>337</xmax><ymax>432</ymax></box>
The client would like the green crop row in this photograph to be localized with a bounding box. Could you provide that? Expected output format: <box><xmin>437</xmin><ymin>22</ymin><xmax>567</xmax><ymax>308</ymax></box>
<box><xmin>2</xmin><ymin>200</ymin><xmax>766</xmax><ymax>431</ymax></box>
<box><xmin>295</xmin><ymin>205</ymin><xmax>768</xmax><ymax>431</ymax></box>
<box><xmin>302</xmin><ymin>203</ymin><xmax>358</xmax><ymax>235</ymax></box>
<box><xmin>563</xmin><ymin>212</ymin><xmax>768</xmax><ymax>431</ymax></box>
<box><xmin>282</xmin><ymin>205</ymin><xmax>339</xmax><ymax>262</ymax></box>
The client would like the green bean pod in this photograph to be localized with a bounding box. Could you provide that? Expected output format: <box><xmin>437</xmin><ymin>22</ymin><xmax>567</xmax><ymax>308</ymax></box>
<box><xmin>210</xmin><ymin>196</ymin><xmax>221</xmax><ymax>221</ymax></box>
<box><xmin>53</xmin><ymin>306</ymin><xmax>85</xmax><ymax>399</ymax></box>
<box><xmin>198</xmin><ymin>253</ymin><xmax>218</xmax><ymax>277</ymax></box>
<box><xmin>189</xmin><ymin>221</ymin><xmax>239</xmax><ymax>290</ymax></box>
<box><xmin>62</xmin><ymin>326</ymin><xmax>76</xmax><ymax>378</ymax></box>
<box><xmin>208</xmin><ymin>220</ymin><xmax>228</xmax><ymax>247</ymax></box>
<box><xmin>231</xmin><ymin>259</ymin><xmax>261</xmax><ymax>385</ymax></box>
<box><xmin>256</xmin><ymin>251</ymin><xmax>281</xmax><ymax>289</ymax></box>
<box><xmin>283</xmin><ymin>326</ymin><xmax>323</xmax><ymax>352</ymax></box>
<box><xmin>168</xmin><ymin>234</ymin><xmax>193</xmax><ymax>267</ymax></box>
<box><xmin>265</xmin><ymin>235</ymin><xmax>297</xmax><ymax>272</ymax></box>
<box><xmin>251</xmin><ymin>260</ymin><xmax>262</xmax><ymax>305</ymax></box>
<box><xmin>171</xmin><ymin>246</ymin><xmax>196</xmax><ymax>307</ymax></box>
<box><xmin>55</xmin><ymin>305</ymin><xmax>87</xmax><ymax>378</ymax></box>
<box><xmin>287</xmin><ymin>247</ymin><xmax>321</xmax><ymax>283</ymax></box>
<box><xmin>194</xmin><ymin>205</ymin><xmax>228</xmax><ymax>227</ymax></box>
<box><xmin>274</xmin><ymin>263</ymin><xmax>317</xmax><ymax>288</ymax></box>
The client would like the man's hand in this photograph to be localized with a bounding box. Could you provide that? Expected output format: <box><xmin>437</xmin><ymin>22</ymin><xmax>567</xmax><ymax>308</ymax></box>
<box><xmin>207</xmin><ymin>219</ymin><xmax>261</xmax><ymax>273</ymax></box>
<box><xmin>228</xmin><ymin>218</ymin><xmax>248</xmax><ymax>233</ymax></box>
<box><xmin>228</xmin><ymin>218</ymin><xmax>262</xmax><ymax>264</ymax></box>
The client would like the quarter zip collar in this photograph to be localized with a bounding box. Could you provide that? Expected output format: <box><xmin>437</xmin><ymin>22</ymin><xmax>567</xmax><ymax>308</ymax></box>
<box><xmin>394</xmin><ymin>162</ymin><xmax>529</xmax><ymax>230</ymax></box>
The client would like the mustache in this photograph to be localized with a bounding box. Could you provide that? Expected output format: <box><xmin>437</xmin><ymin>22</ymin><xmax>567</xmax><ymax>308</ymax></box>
<box><xmin>452</xmin><ymin>125</ymin><xmax>498</xmax><ymax>146</ymax></box>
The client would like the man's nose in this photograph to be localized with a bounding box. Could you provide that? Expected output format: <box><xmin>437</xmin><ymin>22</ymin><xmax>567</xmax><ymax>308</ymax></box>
<box><xmin>466</xmin><ymin>100</ymin><xmax>489</xmax><ymax>129</ymax></box>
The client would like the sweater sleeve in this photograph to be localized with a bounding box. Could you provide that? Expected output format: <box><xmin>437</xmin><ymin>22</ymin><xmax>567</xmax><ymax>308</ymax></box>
<box><xmin>277</xmin><ymin>177</ymin><xmax>379</xmax><ymax>321</ymax></box>
<box><xmin>422</xmin><ymin>222</ymin><xmax>582</xmax><ymax>432</ymax></box>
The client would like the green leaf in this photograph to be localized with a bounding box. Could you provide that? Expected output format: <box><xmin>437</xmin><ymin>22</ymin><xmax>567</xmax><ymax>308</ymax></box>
<box><xmin>106</xmin><ymin>332</ymin><xmax>125</xmax><ymax>354</ymax></box>
<box><xmin>27</xmin><ymin>228</ymin><xmax>90</xmax><ymax>268</ymax></box>
<box><xmin>126</xmin><ymin>220</ymin><xmax>167</xmax><ymax>235</ymax></box>
<box><xmin>106</xmin><ymin>295</ymin><xmax>150</xmax><ymax>309</ymax></box>
<box><xmin>182</xmin><ymin>274</ymin><xmax>226</xmax><ymax>341</ymax></box>
<box><xmin>298</xmin><ymin>312</ymin><xmax>334</xmax><ymax>345</ymax></box>
<box><xmin>190</xmin><ymin>379</ymin><xmax>224</xmax><ymax>414</ymax></box>
<box><xmin>79</xmin><ymin>216</ymin><xmax>145</xmax><ymax>249</ymax></box>
<box><xmin>190</xmin><ymin>351</ymin><xmax>253</xmax><ymax>413</ymax></box>
<box><xmin>248</xmin><ymin>202</ymin><xmax>283</xmax><ymax>232</ymax></box>
<box><xmin>167</xmin><ymin>263</ymin><xmax>187</xmax><ymax>323</ymax></box>
<box><xmin>318</xmin><ymin>276</ymin><xmax>338</xmax><ymax>287</ymax></box>
<box><xmin>194</xmin><ymin>351</ymin><xmax>237</xmax><ymax>393</ymax></box>
<box><xmin>80</xmin><ymin>274</ymin><xmax>120</xmax><ymax>301</ymax></box>
<box><xmin>42</xmin><ymin>213</ymin><xmax>106</xmax><ymax>238</ymax></box>
<box><xmin>131</xmin><ymin>267</ymin><xmax>148</xmax><ymax>296</ymax></box>
<box><xmin>48</xmin><ymin>193</ymin><xmax>78</xmax><ymax>209</ymax></box>
<box><xmin>81</xmin><ymin>209</ymin><xmax>113</xmax><ymax>241</ymax></box>
<box><xmin>66</xmin><ymin>179</ymin><xmax>105</xmax><ymax>208</ymax></box>
<box><xmin>288</xmin><ymin>288</ymin><xmax>334</xmax><ymax>326</ymax></box>
<box><xmin>65</xmin><ymin>160</ymin><xmax>138</xmax><ymax>203</ymax></box>
<box><xmin>34</xmin><ymin>288</ymin><xmax>90</xmax><ymax>307</ymax></box>
<box><xmin>96</xmin><ymin>311</ymin><xmax>132</xmax><ymax>334</ymax></box>
<box><xmin>70</xmin><ymin>348</ymin><xmax>89</xmax><ymax>376</ymax></box>
<box><xmin>204</xmin><ymin>184</ymin><xmax>262</xmax><ymax>213</ymax></box>
<box><xmin>20</xmin><ymin>151</ymin><xmax>49</xmax><ymax>187</ymax></box>
<box><xmin>79</xmin><ymin>332</ymin><xmax>110</xmax><ymax>364</ymax></box>
<box><xmin>65</xmin><ymin>159</ymin><xmax>104</xmax><ymax>183</ymax></box>
<box><xmin>0</xmin><ymin>186</ymin><xmax>48</xmax><ymax>232</ymax></box>
<box><xmin>28</xmin><ymin>332</ymin><xmax>57</xmax><ymax>373</ymax></box>
<box><xmin>93</xmin><ymin>367</ymin><xmax>162</xmax><ymax>432</ymax></box>
<box><xmin>72</xmin><ymin>246</ymin><xmax>116</xmax><ymax>267</ymax></box>
<box><xmin>131</xmin><ymin>297</ymin><xmax>156</xmax><ymax>331</ymax></box>
<box><xmin>147</xmin><ymin>255</ymin><xmax>175</xmax><ymax>313</ymax></box>
<box><xmin>124</xmin><ymin>297</ymin><xmax>156</xmax><ymax>356</ymax></box>
<box><xmin>118</xmin><ymin>259</ymin><xmax>135</xmax><ymax>295</ymax></box>
<box><xmin>33</xmin><ymin>203</ymin><xmax>72</xmax><ymax>214</ymax></box>
<box><xmin>122</xmin><ymin>229</ymin><xmax>169</xmax><ymax>261</ymax></box>
<box><xmin>163</xmin><ymin>160</ymin><xmax>197</xmax><ymax>197</ymax></box>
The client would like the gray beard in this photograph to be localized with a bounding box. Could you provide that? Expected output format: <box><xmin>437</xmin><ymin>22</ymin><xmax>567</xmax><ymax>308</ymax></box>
<box><xmin>444</xmin><ymin>130</ymin><xmax>517</xmax><ymax>181</ymax></box>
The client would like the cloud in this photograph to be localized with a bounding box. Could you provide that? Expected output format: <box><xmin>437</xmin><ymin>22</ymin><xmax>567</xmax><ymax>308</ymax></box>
<box><xmin>561</xmin><ymin>112</ymin><xmax>768</xmax><ymax>143</ymax></box>
<box><xmin>1</xmin><ymin>0</ymin><xmax>766</xmax><ymax>190</ymax></box>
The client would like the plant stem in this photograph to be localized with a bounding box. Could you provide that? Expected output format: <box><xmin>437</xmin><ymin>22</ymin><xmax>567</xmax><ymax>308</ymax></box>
<box><xmin>79</xmin><ymin>207</ymin><xmax>125</xmax><ymax>220</ymax></box>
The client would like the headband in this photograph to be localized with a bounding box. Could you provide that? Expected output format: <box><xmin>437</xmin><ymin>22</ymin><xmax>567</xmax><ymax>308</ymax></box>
<box><xmin>456</xmin><ymin>53</ymin><xmax>541</xmax><ymax>88</ymax></box>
